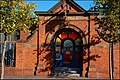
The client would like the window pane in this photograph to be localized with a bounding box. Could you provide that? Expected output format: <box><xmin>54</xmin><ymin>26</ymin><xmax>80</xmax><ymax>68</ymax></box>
<box><xmin>0</xmin><ymin>33</ymin><xmax>4</xmax><ymax>42</ymax></box>
<box><xmin>69</xmin><ymin>32</ymin><xmax>77</xmax><ymax>39</ymax></box>
<box><xmin>56</xmin><ymin>37</ymin><xmax>61</xmax><ymax>45</ymax></box>
<box><xmin>8</xmin><ymin>35</ymin><xmax>11</xmax><ymax>41</ymax></box>
<box><xmin>0</xmin><ymin>43</ymin><xmax>4</xmax><ymax>55</ymax></box>
<box><xmin>75</xmin><ymin>38</ymin><xmax>81</xmax><ymax>46</ymax></box>
<box><xmin>56</xmin><ymin>46</ymin><xmax>61</xmax><ymax>52</ymax></box>
<box><xmin>4</xmin><ymin>43</ymin><xmax>16</xmax><ymax>67</ymax></box>
<box><xmin>75</xmin><ymin>47</ymin><xmax>80</xmax><ymax>53</ymax></box>
<box><xmin>64</xmin><ymin>40</ymin><xmax>73</xmax><ymax>52</ymax></box>
<box><xmin>11</xmin><ymin>33</ymin><xmax>17</xmax><ymax>41</ymax></box>
<box><xmin>61</xmin><ymin>32</ymin><xmax>67</xmax><ymax>39</ymax></box>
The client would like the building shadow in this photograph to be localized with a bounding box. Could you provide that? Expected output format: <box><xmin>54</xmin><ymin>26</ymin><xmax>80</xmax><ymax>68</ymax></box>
<box><xmin>83</xmin><ymin>31</ymin><xmax>101</xmax><ymax>77</ymax></box>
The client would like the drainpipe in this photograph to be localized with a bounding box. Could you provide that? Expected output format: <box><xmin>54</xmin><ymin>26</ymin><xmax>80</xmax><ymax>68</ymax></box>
<box><xmin>34</xmin><ymin>27</ymin><xmax>40</xmax><ymax>76</ymax></box>
<box><xmin>85</xmin><ymin>13</ymin><xmax>90</xmax><ymax>77</ymax></box>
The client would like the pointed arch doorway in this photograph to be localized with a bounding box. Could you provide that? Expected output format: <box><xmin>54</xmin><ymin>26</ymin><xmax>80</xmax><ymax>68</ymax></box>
<box><xmin>53</xmin><ymin>28</ymin><xmax>83</xmax><ymax>68</ymax></box>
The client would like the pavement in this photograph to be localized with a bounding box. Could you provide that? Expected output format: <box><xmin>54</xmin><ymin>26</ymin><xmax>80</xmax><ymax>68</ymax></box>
<box><xmin>4</xmin><ymin>75</ymin><xmax>108</xmax><ymax>80</ymax></box>
<box><xmin>3</xmin><ymin>75</ymin><xmax>97</xmax><ymax>80</ymax></box>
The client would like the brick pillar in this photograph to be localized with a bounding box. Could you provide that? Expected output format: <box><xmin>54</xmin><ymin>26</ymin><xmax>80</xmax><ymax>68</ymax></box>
<box><xmin>16</xmin><ymin>42</ymin><xmax>24</xmax><ymax>68</ymax></box>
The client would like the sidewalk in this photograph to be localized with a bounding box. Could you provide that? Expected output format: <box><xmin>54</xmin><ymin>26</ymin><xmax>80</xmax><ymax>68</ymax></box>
<box><xmin>3</xmin><ymin>75</ymin><xmax>96</xmax><ymax>79</ymax></box>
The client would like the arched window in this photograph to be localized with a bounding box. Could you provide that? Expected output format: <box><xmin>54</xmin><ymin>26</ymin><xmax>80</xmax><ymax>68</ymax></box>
<box><xmin>54</xmin><ymin>28</ymin><xmax>82</xmax><ymax>67</ymax></box>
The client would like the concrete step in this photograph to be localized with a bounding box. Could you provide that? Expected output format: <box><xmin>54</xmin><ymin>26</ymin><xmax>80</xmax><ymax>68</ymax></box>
<box><xmin>69</xmin><ymin>71</ymin><xmax>77</xmax><ymax>74</ymax></box>
<box><xmin>67</xmin><ymin>74</ymin><xmax>80</xmax><ymax>77</ymax></box>
<box><xmin>52</xmin><ymin>67</ymin><xmax>81</xmax><ymax>77</ymax></box>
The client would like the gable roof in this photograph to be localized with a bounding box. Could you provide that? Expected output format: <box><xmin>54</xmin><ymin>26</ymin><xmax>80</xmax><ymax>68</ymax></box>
<box><xmin>47</xmin><ymin>0</ymin><xmax>87</xmax><ymax>13</ymax></box>
<box><xmin>35</xmin><ymin>0</ymin><xmax>98</xmax><ymax>16</ymax></box>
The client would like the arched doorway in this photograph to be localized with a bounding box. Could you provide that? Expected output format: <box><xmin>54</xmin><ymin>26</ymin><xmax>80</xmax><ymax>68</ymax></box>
<box><xmin>53</xmin><ymin>28</ymin><xmax>83</xmax><ymax>68</ymax></box>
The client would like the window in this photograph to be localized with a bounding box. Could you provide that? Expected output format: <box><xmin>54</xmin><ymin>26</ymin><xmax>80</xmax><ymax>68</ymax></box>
<box><xmin>0</xmin><ymin>33</ymin><xmax>16</xmax><ymax>67</ymax></box>
<box><xmin>54</xmin><ymin>29</ymin><xmax>83</xmax><ymax>67</ymax></box>
<box><xmin>75</xmin><ymin>38</ymin><xmax>81</xmax><ymax>46</ymax></box>
<box><xmin>63</xmin><ymin>40</ymin><xmax>73</xmax><ymax>53</ymax></box>
<box><xmin>5</xmin><ymin>43</ymin><xmax>15</xmax><ymax>67</ymax></box>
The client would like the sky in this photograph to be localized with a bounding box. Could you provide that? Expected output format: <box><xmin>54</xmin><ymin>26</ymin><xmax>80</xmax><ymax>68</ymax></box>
<box><xmin>25</xmin><ymin>0</ymin><xmax>94</xmax><ymax>11</ymax></box>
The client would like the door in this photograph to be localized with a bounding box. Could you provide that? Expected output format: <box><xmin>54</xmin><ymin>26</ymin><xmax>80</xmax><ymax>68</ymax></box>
<box><xmin>62</xmin><ymin>39</ymin><xmax>74</xmax><ymax>66</ymax></box>
<box><xmin>54</xmin><ymin>29</ymin><xmax>82</xmax><ymax>67</ymax></box>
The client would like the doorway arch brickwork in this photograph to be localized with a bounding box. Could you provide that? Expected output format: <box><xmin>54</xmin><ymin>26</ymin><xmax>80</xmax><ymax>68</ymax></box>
<box><xmin>50</xmin><ymin>28</ymin><xmax>83</xmax><ymax>76</ymax></box>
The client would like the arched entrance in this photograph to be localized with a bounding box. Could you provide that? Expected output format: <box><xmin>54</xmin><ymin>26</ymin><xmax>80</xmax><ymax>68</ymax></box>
<box><xmin>53</xmin><ymin>28</ymin><xmax>83</xmax><ymax>68</ymax></box>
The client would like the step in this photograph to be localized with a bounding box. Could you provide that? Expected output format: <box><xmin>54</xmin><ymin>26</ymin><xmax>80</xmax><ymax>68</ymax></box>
<box><xmin>67</xmin><ymin>74</ymin><xmax>80</xmax><ymax>77</ymax></box>
<box><xmin>69</xmin><ymin>71</ymin><xmax>77</xmax><ymax>74</ymax></box>
<box><xmin>52</xmin><ymin>67</ymin><xmax>81</xmax><ymax>77</ymax></box>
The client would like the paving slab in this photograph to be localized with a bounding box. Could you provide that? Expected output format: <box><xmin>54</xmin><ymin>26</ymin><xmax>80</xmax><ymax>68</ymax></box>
<box><xmin>4</xmin><ymin>75</ymin><xmax>108</xmax><ymax>80</ymax></box>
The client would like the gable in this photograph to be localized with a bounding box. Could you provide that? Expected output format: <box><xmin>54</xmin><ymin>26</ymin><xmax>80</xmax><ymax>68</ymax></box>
<box><xmin>47</xmin><ymin>0</ymin><xmax>86</xmax><ymax>13</ymax></box>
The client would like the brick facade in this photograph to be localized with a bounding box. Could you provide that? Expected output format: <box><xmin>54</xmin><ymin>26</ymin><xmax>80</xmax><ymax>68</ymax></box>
<box><xmin>4</xmin><ymin>0</ymin><xmax>120</xmax><ymax>79</ymax></box>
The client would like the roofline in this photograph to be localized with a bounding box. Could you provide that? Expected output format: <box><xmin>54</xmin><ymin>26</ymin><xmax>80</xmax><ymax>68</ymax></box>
<box><xmin>35</xmin><ymin>11</ymin><xmax>98</xmax><ymax>16</ymax></box>
<box><xmin>36</xmin><ymin>11</ymin><xmax>86</xmax><ymax>15</ymax></box>
<box><xmin>47</xmin><ymin>1</ymin><xmax>62</xmax><ymax>13</ymax></box>
<box><xmin>69</xmin><ymin>0</ymin><xmax>86</xmax><ymax>12</ymax></box>
<box><xmin>47</xmin><ymin>0</ymin><xmax>87</xmax><ymax>13</ymax></box>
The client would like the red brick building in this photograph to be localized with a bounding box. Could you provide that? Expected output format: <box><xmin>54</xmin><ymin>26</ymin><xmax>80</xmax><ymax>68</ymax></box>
<box><xmin>3</xmin><ymin>0</ymin><xmax>119</xmax><ymax>79</ymax></box>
